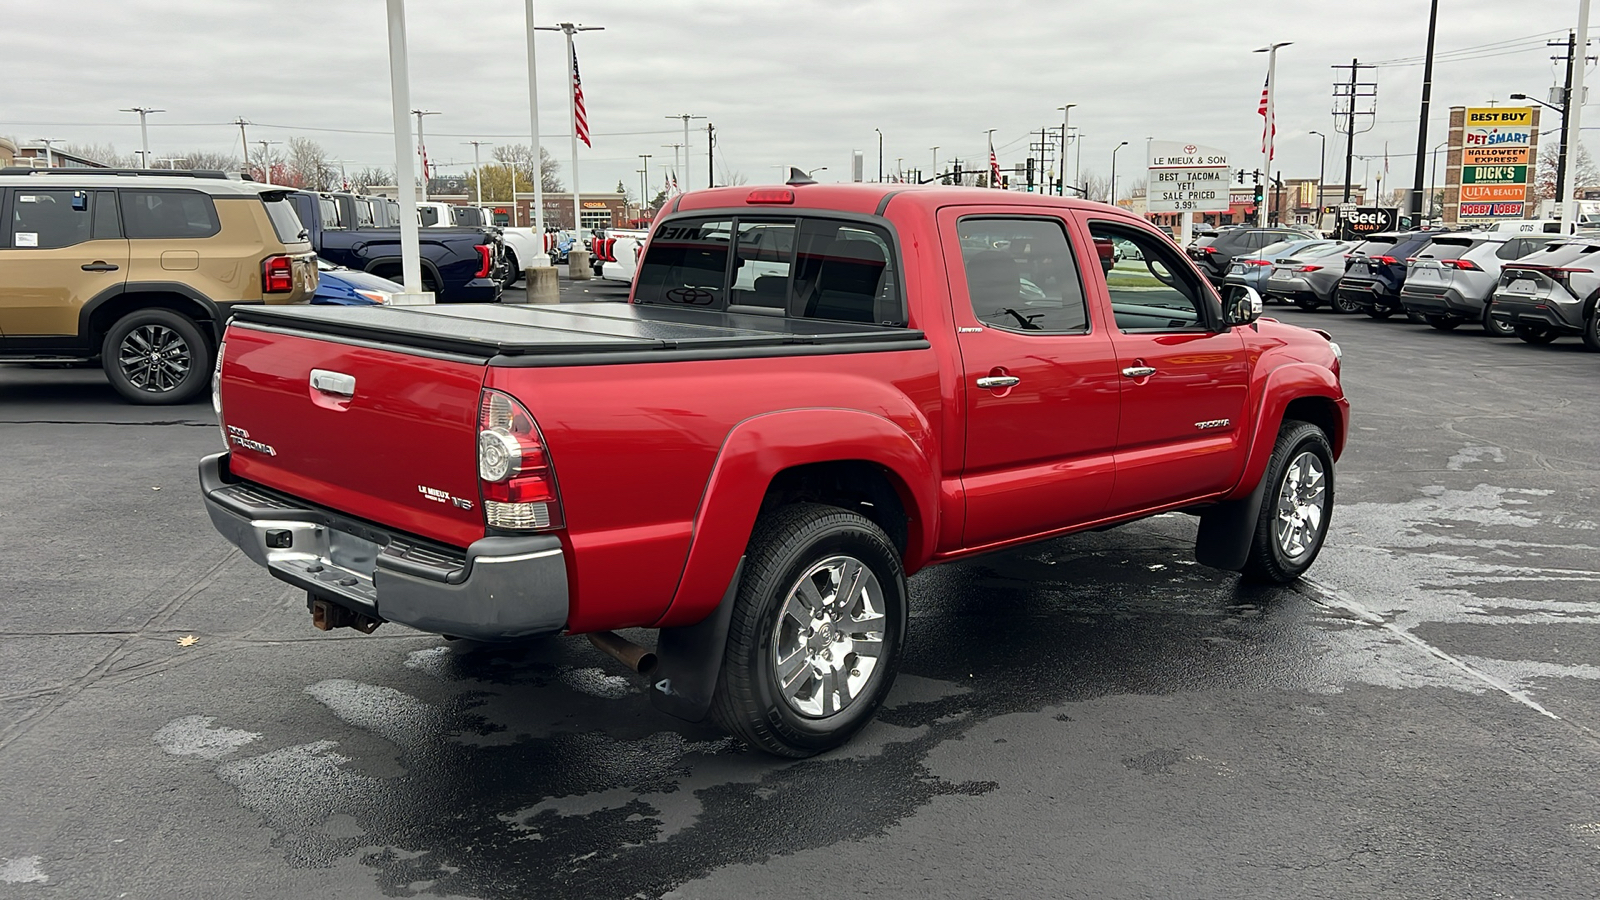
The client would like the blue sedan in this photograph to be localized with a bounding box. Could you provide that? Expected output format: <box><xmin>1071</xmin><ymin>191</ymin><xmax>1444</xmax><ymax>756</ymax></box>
<box><xmin>313</xmin><ymin>259</ymin><xmax>403</xmax><ymax>306</ymax></box>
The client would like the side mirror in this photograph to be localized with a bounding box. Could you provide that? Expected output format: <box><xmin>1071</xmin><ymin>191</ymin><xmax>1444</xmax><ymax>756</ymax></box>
<box><xmin>1221</xmin><ymin>284</ymin><xmax>1263</xmax><ymax>327</ymax></box>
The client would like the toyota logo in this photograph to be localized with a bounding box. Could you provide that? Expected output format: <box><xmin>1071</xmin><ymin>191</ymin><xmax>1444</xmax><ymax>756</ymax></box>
<box><xmin>1183</xmin><ymin>144</ymin><xmax>1197</xmax><ymax>154</ymax></box>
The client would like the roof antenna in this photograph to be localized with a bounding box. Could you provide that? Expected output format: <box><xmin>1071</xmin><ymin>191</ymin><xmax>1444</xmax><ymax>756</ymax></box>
<box><xmin>785</xmin><ymin>167</ymin><xmax>817</xmax><ymax>186</ymax></box>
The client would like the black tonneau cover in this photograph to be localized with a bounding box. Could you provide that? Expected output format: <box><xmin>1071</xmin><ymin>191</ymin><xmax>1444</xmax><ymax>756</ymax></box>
<box><xmin>232</xmin><ymin>302</ymin><xmax>927</xmax><ymax>364</ymax></box>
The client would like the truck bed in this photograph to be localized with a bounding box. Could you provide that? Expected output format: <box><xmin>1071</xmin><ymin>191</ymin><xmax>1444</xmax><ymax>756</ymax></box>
<box><xmin>232</xmin><ymin>302</ymin><xmax>927</xmax><ymax>365</ymax></box>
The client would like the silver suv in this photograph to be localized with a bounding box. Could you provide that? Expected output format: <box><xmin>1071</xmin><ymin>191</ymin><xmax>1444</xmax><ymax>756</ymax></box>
<box><xmin>1401</xmin><ymin>231</ymin><xmax>1560</xmax><ymax>335</ymax></box>
<box><xmin>1488</xmin><ymin>238</ymin><xmax>1600</xmax><ymax>350</ymax></box>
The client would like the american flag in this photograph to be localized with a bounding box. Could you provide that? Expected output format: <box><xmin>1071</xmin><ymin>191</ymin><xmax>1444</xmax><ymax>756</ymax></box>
<box><xmin>989</xmin><ymin>137</ymin><xmax>1001</xmax><ymax>189</ymax></box>
<box><xmin>572</xmin><ymin>45</ymin><xmax>591</xmax><ymax>147</ymax></box>
<box><xmin>420</xmin><ymin>142</ymin><xmax>431</xmax><ymax>181</ymax></box>
<box><xmin>1257</xmin><ymin>76</ymin><xmax>1275</xmax><ymax>161</ymax></box>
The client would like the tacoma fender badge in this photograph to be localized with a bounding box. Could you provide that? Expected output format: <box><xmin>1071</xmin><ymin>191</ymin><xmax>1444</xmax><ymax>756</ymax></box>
<box><xmin>1194</xmin><ymin>419</ymin><xmax>1231</xmax><ymax>430</ymax></box>
<box><xmin>227</xmin><ymin>425</ymin><xmax>277</xmax><ymax>456</ymax></box>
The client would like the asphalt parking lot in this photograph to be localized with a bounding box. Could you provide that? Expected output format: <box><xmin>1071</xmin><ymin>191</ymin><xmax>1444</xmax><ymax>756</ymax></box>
<box><xmin>1</xmin><ymin>296</ymin><xmax>1597</xmax><ymax>900</ymax></box>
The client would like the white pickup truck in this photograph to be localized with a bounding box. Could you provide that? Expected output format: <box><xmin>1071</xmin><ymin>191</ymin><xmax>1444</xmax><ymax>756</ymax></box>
<box><xmin>417</xmin><ymin>202</ymin><xmax>555</xmax><ymax>287</ymax></box>
<box><xmin>595</xmin><ymin>227</ymin><xmax>649</xmax><ymax>284</ymax></box>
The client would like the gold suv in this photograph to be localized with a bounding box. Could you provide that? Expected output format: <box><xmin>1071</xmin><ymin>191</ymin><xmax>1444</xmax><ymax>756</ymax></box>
<box><xmin>0</xmin><ymin>168</ymin><xmax>317</xmax><ymax>404</ymax></box>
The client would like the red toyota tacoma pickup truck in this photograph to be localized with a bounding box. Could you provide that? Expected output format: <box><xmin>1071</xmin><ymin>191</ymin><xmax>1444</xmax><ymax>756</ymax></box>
<box><xmin>201</xmin><ymin>180</ymin><xmax>1347</xmax><ymax>757</ymax></box>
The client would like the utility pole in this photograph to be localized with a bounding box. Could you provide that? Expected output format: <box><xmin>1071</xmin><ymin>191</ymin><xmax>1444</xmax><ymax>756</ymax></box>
<box><xmin>1058</xmin><ymin>104</ymin><xmax>1076</xmax><ymax>195</ymax></box>
<box><xmin>411</xmin><ymin>109</ymin><xmax>440</xmax><ymax>201</ymax></box>
<box><xmin>1409</xmin><ymin>0</ymin><xmax>1440</xmax><ymax>223</ymax></box>
<box><xmin>465</xmin><ymin>140</ymin><xmax>487</xmax><ymax>205</ymax></box>
<box><xmin>707</xmin><ymin>122</ymin><xmax>716</xmax><ymax>188</ymax></box>
<box><xmin>254</xmin><ymin>140</ymin><xmax>281</xmax><ymax>185</ymax></box>
<box><xmin>120</xmin><ymin>106</ymin><xmax>164</xmax><ymax>168</ymax></box>
<box><xmin>523</xmin><ymin>0</ymin><xmax>549</xmax><ymax>263</ymax></box>
<box><xmin>638</xmin><ymin>153</ymin><xmax>652</xmax><ymax>209</ymax></box>
<box><xmin>233</xmin><ymin>118</ymin><xmax>251</xmax><ymax>177</ymax></box>
<box><xmin>1549</xmin><ymin>31</ymin><xmax>1580</xmax><ymax>206</ymax></box>
<box><xmin>665</xmin><ymin>114</ymin><xmax>705</xmax><ymax>191</ymax></box>
<box><xmin>1563</xmin><ymin>0</ymin><xmax>1592</xmax><ymax>228</ymax></box>
<box><xmin>1332</xmin><ymin>58</ymin><xmax>1377</xmax><ymax>203</ymax></box>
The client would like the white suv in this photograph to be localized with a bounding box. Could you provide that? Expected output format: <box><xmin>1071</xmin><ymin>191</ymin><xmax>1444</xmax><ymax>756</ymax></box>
<box><xmin>1399</xmin><ymin>231</ymin><xmax>1560</xmax><ymax>335</ymax></box>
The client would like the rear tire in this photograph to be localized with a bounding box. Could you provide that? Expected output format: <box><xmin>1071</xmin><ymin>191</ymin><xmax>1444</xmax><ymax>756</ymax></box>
<box><xmin>711</xmin><ymin>503</ymin><xmax>907</xmax><ymax>758</ymax></box>
<box><xmin>1482</xmin><ymin>303</ymin><xmax>1515</xmax><ymax>337</ymax></box>
<box><xmin>1425</xmin><ymin>315</ymin><xmax>1461</xmax><ymax>331</ymax></box>
<box><xmin>101</xmin><ymin>309</ymin><xmax>211</xmax><ymax>405</ymax></box>
<box><xmin>1294</xmin><ymin>296</ymin><xmax>1319</xmax><ymax>312</ymax></box>
<box><xmin>501</xmin><ymin>249</ymin><xmax>521</xmax><ymax>289</ymax></box>
<box><xmin>1515</xmin><ymin>324</ymin><xmax>1559</xmax><ymax>345</ymax></box>
<box><xmin>1366</xmin><ymin>307</ymin><xmax>1395</xmax><ymax>320</ymax></box>
<box><xmin>1582</xmin><ymin>309</ymin><xmax>1600</xmax><ymax>352</ymax></box>
<box><xmin>1241</xmin><ymin>421</ymin><xmax>1335</xmax><ymax>584</ymax></box>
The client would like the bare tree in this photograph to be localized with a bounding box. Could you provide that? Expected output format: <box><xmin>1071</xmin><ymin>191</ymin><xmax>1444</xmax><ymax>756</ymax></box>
<box><xmin>350</xmin><ymin>167</ymin><xmax>392</xmax><ymax>193</ymax></box>
<box><xmin>174</xmin><ymin>150</ymin><xmax>242</xmax><ymax>172</ymax></box>
<box><xmin>62</xmin><ymin>142</ymin><xmax>132</xmax><ymax>166</ymax></box>
<box><xmin>1080</xmin><ymin>170</ymin><xmax>1110</xmax><ymax>203</ymax></box>
<box><xmin>284</xmin><ymin>137</ymin><xmax>334</xmax><ymax>190</ymax></box>
<box><xmin>490</xmin><ymin>144</ymin><xmax>562</xmax><ymax>193</ymax></box>
<box><xmin>1534</xmin><ymin>141</ymin><xmax>1599</xmax><ymax>200</ymax></box>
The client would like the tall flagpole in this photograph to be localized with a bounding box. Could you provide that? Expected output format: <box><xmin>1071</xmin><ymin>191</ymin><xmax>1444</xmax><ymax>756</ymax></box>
<box><xmin>523</xmin><ymin>0</ymin><xmax>549</xmax><ymax>264</ymax></box>
<box><xmin>1255</xmin><ymin>42</ymin><xmax>1292</xmax><ymax>226</ymax></box>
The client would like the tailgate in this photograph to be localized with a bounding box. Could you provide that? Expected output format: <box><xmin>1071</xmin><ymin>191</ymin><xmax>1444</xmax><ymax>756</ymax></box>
<box><xmin>218</xmin><ymin>323</ymin><xmax>488</xmax><ymax>548</ymax></box>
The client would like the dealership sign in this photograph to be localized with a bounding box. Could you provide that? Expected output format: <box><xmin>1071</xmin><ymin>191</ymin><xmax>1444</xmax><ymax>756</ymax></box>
<box><xmin>1146</xmin><ymin>141</ymin><xmax>1231</xmax><ymax>213</ymax></box>
<box><xmin>1456</xmin><ymin>107</ymin><xmax>1534</xmax><ymax>220</ymax></box>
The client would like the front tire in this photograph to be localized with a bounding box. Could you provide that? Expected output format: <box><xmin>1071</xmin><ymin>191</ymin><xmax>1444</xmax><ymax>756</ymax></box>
<box><xmin>712</xmin><ymin>503</ymin><xmax>907</xmax><ymax>757</ymax></box>
<box><xmin>1241</xmin><ymin>421</ymin><xmax>1335</xmax><ymax>584</ymax></box>
<box><xmin>101</xmin><ymin>309</ymin><xmax>211</xmax><ymax>405</ymax></box>
<box><xmin>1582</xmin><ymin>308</ymin><xmax>1600</xmax><ymax>352</ymax></box>
<box><xmin>1330</xmin><ymin>291</ymin><xmax>1360</xmax><ymax>314</ymax></box>
<box><xmin>1366</xmin><ymin>307</ymin><xmax>1395</xmax><ymax>320</ymax></box>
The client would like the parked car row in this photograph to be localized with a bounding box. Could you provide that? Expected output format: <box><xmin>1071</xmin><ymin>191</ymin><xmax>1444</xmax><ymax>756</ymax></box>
<box><xmin>1227</xmin><ymin>223</ymin><xmax>1600</xmax><ymax>351</ymax></box>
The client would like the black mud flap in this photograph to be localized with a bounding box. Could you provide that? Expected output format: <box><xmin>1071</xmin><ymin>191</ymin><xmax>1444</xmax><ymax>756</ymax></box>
<box><xmin>648</xmin><ymin>558</ymin><xmax>743</xmax><ymax>723</ymax></box>
<box><xmin>1194</xmin><ymin>477</ymin><xmax>1269</xmax><ymax>572</ymax></box>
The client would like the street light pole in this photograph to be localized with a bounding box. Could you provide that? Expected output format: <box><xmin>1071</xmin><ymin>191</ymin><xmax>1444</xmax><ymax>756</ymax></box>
<box><xmin>35</xmin><ymin>138</ymin><xmax>61</xmax><ymax>168</ymax></box>
<box><xmin>523</xmin><ymin>0</ymin><xmax>549</xmax><ymax>263</ymax></box>
<box><xmin>930</xmin><ymin>146</ymin><xmax>939</xmax><ymax>183</ymax></box>
<box><xmin>1562</xmin><ymin>0</ymin><xmax>1592</xmax><ymax>227</ymax></box>
<box><xmin>382</xmin><ymin>0</ymin><xmax>427</xmax><ymax>301</ymax></box>
<box><xmin>1074</xmin><ymin>130</ymin><xmax>1085</xmax><ymax>196</ymax></box>
<box><xmin>1429</xmin><ymin>138</ymin><xmax>1449</xmax><ymax>220</ymax></box>
<box><xmin>1310</xmin><ymin>130</ymin><xmax>1327</xmax><ymax>215</ymax></box>
<box><xmin>465</xmin><ymin>140</ymin><xmax>487</xmax><ymax>206</ymax></box>
<box><xmin>665</xmin><ymin>115</ymin><xmax>705</xmax><ymax>191</ymax></box>
<box><xmin>254</xmin><ymin>140</ymin><xmax>280</xmax><ymax>185</ymax></box>
<box><xmin>875</xmin><ymin>128</ymin><xmax>883</xmax><ymax>182</ymax></box>
<box><xmin>1058</xmin><ymin>104</ymin><xmax>1076</xmax><ymax>195</ymax></box>
<box><xmin>412</xmin><ymin>109</ymin><xmax>440</xmax><ymax>200</ymax></box>
<box><xmin>1110</xmin><ymin>141</ymin><xmax>1129</xmax><ymax>203</ymax></box>
<box><xmin>120</xmin><ymin>107</ymin><xmax>164</xmax><ymax>168</ymax></box>
<box><xmin>1254</xmin><ymin>41</ymin><xmax>1292</xmax><ymax>226</ymax></box>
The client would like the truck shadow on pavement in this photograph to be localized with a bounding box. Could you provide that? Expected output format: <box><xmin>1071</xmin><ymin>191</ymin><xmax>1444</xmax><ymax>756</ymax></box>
<box><xmin>163</xmin><ymin>521</ymin><xmax>1311</xmax><ymax>900</ymax></box>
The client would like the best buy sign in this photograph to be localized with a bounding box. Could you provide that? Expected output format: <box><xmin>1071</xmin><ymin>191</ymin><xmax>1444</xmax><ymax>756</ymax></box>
<box><xmin>1461</xmin><ymin>165</ymin><xmax>1528</xmax><ymax>184</ymax></box>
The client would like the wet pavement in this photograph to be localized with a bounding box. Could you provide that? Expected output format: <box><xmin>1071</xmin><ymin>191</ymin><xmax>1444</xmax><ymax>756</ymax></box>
<box><xmin>1</xmin><ymin>303</ymin><xmax>1597</xmax><ymax>899</ymax></box>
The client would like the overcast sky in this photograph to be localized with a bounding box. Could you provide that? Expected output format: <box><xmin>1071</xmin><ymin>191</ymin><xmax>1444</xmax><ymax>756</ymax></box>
<box><xmin>3</xmin><ymin>0</ymin><xmax>1594</xmax><ymax>200</ymax></box>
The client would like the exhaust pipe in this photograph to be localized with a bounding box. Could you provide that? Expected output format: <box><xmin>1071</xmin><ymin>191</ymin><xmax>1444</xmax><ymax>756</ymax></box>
<box><xmin>587</xmin><ymin>631</ymin><xmax>658</xmax><ymax>674</ymax></box>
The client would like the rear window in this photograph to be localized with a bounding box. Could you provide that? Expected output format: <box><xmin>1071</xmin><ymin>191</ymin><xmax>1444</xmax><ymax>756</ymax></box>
<box><xmin>121</xmin><ymin>190</ymin><xmax>220</xmax><ymax>240</ymax></box>
<box><xmin>635</xmin><ymin>215</ymin><xmax>903</xmax><ymax>326</ymax></box>
<box><xmin>1416</xmin><ymin>236</ymin><xmax>1477</xmax><ymax>258</ymax></box>
<box><xmin>1351</xmin><ymin>238</ymin><xmax>1398</xmax><ymax>255</ymax></box>
<box><xmin>261</xmin><ymin>195</ymin><xmax>307</xmax><ymax>244</ymax></box>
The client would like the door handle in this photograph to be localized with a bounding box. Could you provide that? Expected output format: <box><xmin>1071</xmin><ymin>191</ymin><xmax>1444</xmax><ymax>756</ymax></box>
<box><xmin>1121</xmin><ymin>366</ymin><xmax>1157</xmax><ymax>378</ymax></box>
<box><xmin>81</xmin><ymin>262</ymin><xmax>120</xmax><ymax>272</ymax></box>
<box><xmin>309</xmin><ymin>369</ymin><xmax>356</xmax><ymax>397</ymax></box>
<box><xmin>976</xmin><ymin>375</ymin><xmax>1021</xmax><ymax>389</ymax></box>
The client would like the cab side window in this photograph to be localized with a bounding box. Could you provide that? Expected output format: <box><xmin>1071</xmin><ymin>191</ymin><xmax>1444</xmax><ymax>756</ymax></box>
<box><xmin>1089</xmin><ymin>221</ymin><xmax>1211</xmax><ymax>332</ymax></box>
<box><xmin>9</xmin><ymin>190</ymin><xmax>95</xmax><ymax>249</ymax></box>
<box><xmin>956</xmin><ymin>216</ymin><xmax>1088</xmax><ymax>333</ymax></box>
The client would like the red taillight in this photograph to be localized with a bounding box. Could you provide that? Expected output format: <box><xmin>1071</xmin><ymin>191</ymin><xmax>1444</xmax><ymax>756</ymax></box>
<box><xmin>1241</xmin><ymin>259</ymin><xmax>1271</xmax><ymax>266</ymax></box>
<box><xmin>1296</xmin><ymin>264</ymin><xmax>1324</xmax><ymax>273</ymax></box>
<box><xmin>1372</xmin><ymin>255</ymin><xmax>1399</xmax><ymax>265</ymax></box>
<box><xmin>474</xmin><ymin>245</ymin><xmax>492</xmax><ymax>278</ymax></box>
<box><xmin>477</xmin><ymin>389</ymin><xmax>563</xmax><ymax>531</ymax></box>
<box><xmin>1203</xmin><ymin>246</ymin><xmax>1220</xmax><ymax>254</ymax></box>
<box><xmin>1441</xmin><ymin>259</ymin><xmax>1482</xmax><ymax>271</ymax></box>
<box><xmin>262</xmin><ymin>254</ymin><xmax>294</xmax><ymax>293</ymax></box>
<box><xmin>747</xmin><ymin>189</ymin><xmax>795</xmax><ymax>204</ymax></box>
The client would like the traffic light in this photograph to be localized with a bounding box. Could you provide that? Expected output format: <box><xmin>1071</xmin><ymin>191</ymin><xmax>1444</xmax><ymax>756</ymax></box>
<box><xmin>1025</xmin><ymin>157</ymin><xmax>1036</xmax><ymax>189</ymax></box>
<box><xmin>1252</xmin><ymin>182</ymin><xmax>1264</xmax><ymax>207</ymax></box>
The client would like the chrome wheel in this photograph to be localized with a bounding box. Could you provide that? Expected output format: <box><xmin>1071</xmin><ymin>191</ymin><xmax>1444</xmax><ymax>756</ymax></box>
<box><xmin>117</xmin><ymin>324</ymin><xmax>192</xmax><ymax>394</ymax></box>
<box><xmin>770</xmin><ymin>555</ymin><xmax>886</xmax><ymax>718</ymax></box>
<box><xmin>1274</xmin><ymin>451</ymin><xmax>1327</xmax><ymax>561</ymax></box>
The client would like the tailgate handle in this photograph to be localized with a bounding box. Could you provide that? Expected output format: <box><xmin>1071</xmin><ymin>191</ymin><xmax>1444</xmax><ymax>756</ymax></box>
<box><xmin>310</xmin><ymin>369</ymin><xmax>356</xmax><ymax>397</ymax></box>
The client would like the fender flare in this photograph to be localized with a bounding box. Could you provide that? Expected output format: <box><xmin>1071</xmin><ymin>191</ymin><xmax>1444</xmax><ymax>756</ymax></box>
<box><xmin>652</xmin><ymin>407</ymin><xmax>937</xmax><ymax>629</ymax></box>
<box><xmin>1198</xmin><ymin>363</ymin><xmax>1346</xmax><ymax>571</ymax></box>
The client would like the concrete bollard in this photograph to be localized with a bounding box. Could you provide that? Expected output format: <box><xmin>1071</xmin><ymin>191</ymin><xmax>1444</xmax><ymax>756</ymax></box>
<box><xmin>567</xmin><ymin>249</ymin><xmax>592</xmax><ymax>281</ymax></box>
<box><xmin>521</xmin><ymin>267</ymin><xmax>560</xmax><ymax>304</ymax></box>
